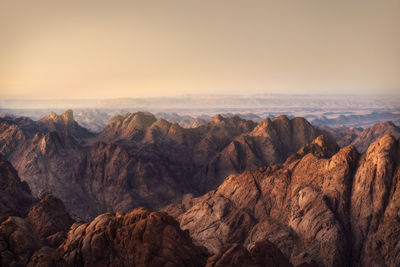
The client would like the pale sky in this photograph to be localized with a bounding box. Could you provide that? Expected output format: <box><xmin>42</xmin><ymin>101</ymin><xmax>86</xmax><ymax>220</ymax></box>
<box><xmin>0</xmin><ymin>0</ymin><xmax>399</xmax><ymax>99</ymax></box>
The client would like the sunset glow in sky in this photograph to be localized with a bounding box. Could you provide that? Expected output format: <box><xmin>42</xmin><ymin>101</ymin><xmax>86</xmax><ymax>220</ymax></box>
<box><xmin>1</xmin><ymin>0</ymin><xmax>399</xmax><ymax>99</ymax></box>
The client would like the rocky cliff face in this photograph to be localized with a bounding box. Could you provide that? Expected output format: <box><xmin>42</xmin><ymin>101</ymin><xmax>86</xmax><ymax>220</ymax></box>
<box><xmin>351</xmin><ymin>121</ymin><xmax>400</xmax><ymax>152</ymax></box>
<box><xmin>60</xmin><ymin>207</ymin><xmax>209</xmax><ymax>267</ymax></box>
<box><xmin>0</xmin><ymin>111</ymin><xmax>323</xmax><ymax>220</ymax></box>
<box><xmin>1</xmin><ymin>116</ymin><xmax>399</xmax><ymax>266</ymax></box>
<box><xmin>0</xmin><ymin>154</ymin><xmax>70</xmax><ymax>266</ymax></box>
<box><xmin>196</xmin><ymin>115</ymin><xmax>321</xmax><ymax>191</ymax></box>
<box><xmin>0</xmin><ymin>110</ymin><xmax>397</xmax><ymax>222</ymax></box>
<box><xmin>0</xmin><ymin>154</ymin><xmax>216</xmax><ymax>267</ymax></box>
<box><xmin>319</xmin><ymin>125</ymin><xmax>363</xmax><ymax>147</ymax></box>
<box><xmin>350</xmin><ymin>135</ymin><xmax>400</xmax><ymax>266</ymax></box>
<box><xmin>0</xmin><ymin>153</ymin><xmax>35</xmax><ymax>217</ymax></box>
<box><xmin>321</xmin><ymin>121</ymin><xmax>400</xmax><ymax>152</ymax></box>
<box><xmin>205</xmin><ymin>241</ymin><xmax>293</xmax><ymax>267</ymax></box>
<box><xmin>27</xmin><ymin>193</ymin><xmax>75</xmax><ymax>248</ymax></box>
<box><xmin>164</xmin><ymin>135</ymin><xmax>400</xmax><ymax>266</ymax></box>
<box><xmin>39</xmin><ymin>109</ymin><xmax>95</xmax><ymax>142</ymax></box>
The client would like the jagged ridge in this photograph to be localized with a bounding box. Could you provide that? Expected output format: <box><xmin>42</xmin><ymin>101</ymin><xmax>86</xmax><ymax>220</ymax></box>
<box><xmin>164</xmin><ymin>134</ymin><xmax>400</xmax><ymax>266</ymax></box>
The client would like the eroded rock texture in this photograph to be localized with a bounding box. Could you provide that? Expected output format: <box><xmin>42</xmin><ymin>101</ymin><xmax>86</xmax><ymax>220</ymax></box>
<box><xmin>1</xmin><ymin>110</ymin><xmax>399</xmax><ymax>267</ymax></box>
<box><xmin>205</xmin><ymin>241</ymin><xmax>293</xmax><ymax>267</ymax></box>
<box><xmin>322</xmin><ymin>121</ymin><xmax>400</xmax><ymax>152</ymax></box>
<box><xmin>0</xmin><ymin>155</ymin><xmax>68</xmax><ymax>266</ymax></box>
<box><xmin>1</xmin><ymin>154</ymin><xmax>212</xmax><ymax>267</ymax></box>
<box><xmin>0</xmin><ymin>153</ymin><xmax>35</xmax><ymax>217</ymax></box>
<box><xmin>27</xmin><ymin>193</ymin><xmax>75</xmax><ymax>248</ymax></box>
<box><xmin>0</xmin><ymin>111</ymin><xmax>323</xmax><ymax>220</ymax></box>
<box><xmin>59</xmin><ymin>207</ymin><xmax>208</xmax><ymax>267</ymax></box>
<box><xmin>350</xmin><ymin>135</ymin><xmax>400</xmax><ymax>266</ymax></box>
<box><xmin>0</xmin><ymin>216</ymin><xmax>41</xmax><ymax>266</ymax></box>
<box><xmin>165</xmin><ymin>135</ymin><xmax>400</xmax><ymax>267</ymax></box>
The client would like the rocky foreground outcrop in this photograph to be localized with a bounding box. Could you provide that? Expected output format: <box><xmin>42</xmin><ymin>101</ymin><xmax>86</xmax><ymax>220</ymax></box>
<box><xmin>0</xmin><ymin>154</ymin><xmax>211</xmax><ymax>266</ymax></box>
<box><xmin>165</xmin><ymin>134</ymin><xmax>400</xmax><ymax>266</ymax></box>
<box><xmin>59</xmin><ymin>207</ymin><xmax>209</xmax><ymax>267</ymax></box>
<box><xmin>27</xmin><ymin>193</ymin><xmax>75</xmax><ymax>248</ymax></box>
<box><xmin>0</xmin><ymin>154</ymin><xmax>70</xmax><ymax>266</ymax></box>
<box><xmin>0</xmin><ymin>150</ymin><xmax>294</xmax><ymax>267</ymax></box>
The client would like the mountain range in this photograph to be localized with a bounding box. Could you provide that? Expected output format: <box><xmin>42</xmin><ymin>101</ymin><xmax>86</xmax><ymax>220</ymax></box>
<box><xmin>0</xmin><ymin>110</ymin><xmax>399</xmax><ymax>266</ymax></box>
<box><xmin>1</xmin><ymin>110</ymin><xmax>399</xmax><ymax>220</ymax></box>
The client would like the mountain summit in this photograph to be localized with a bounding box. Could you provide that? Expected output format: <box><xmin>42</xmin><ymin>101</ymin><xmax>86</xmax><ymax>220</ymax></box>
<box><xmin>165</xmin><ymin>134</ymin><xmax>400</xmax><ymax>266</ymax></box>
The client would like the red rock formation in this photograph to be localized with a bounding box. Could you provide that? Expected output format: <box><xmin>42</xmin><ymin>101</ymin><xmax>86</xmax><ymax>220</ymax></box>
<box><xmin>27</xmin><ymin>246</ymin><xmax>69</xmax><ymax>267</ymax></box>
<box><xmin>165</xmin><ymin>135</ymin><xmax>400</xmax><ymax>266</ymax></box>
<box><xmin>351</xmin><ymin>121</ymin><xmax>400</xmax><ymax>152</ymax></box>
<box><xmin>319</xmin><ymin>125</ymin><xmax>363</xmax><ymax>147</ymax></box>
<box><xmin>27</xmin><ymin>193</ymin><xmax>75</xmax><ymax>247</ymax></box>
<box><xmin>59</xmin><ymin>207</ymin><xmax>208</xmax><ymax>267</ymax></box>
<box><xmin>0</xmin><ymin>216</ymin><xmax>41</xmax><ymax>266</ymax></box>
<box><xmin>39</xmin><ymin>109</ymin><xmax>94</xmax><ymax>142</ymax></box>
<box><xmin>0</xmin><ymin>111</ymin><xmax>260</xmax><ymax>220</ymax></box>
<box><xmin>0</xmin><ymin>155</ymin><xmax>69</xmax><ymax>266</ymax></box>
<box><xmin>321</xmin><ymin>121</ymin><xmax>400</xmax><ymax>152</ymax></box>
<box><xmin>0</xmin><ymin>153</ymin><xmax>35</xmax><ymax>217</ymax></box>
<box><xmin>0</xmin><ymin>154</ymin><xmax>207</xmax><ymax>267</ymax></box>
<box><xmin>205</xmin><ymin>241</ymin><xmax>293</xmax><ymax>267</ymax></box>
<box><xmin>0</xmin><ymin>110</ymin><xmax>398</xmax><ymax>228</ymax></box>
<box><xmin>2</xmin><ymin>113</ymin><xmax>400</xmax><ymax>266</ymax></box>
<box><xmin>350</xmin><ymin>134</ymin><xmax>400</xmax><ymax>266</ymax></box>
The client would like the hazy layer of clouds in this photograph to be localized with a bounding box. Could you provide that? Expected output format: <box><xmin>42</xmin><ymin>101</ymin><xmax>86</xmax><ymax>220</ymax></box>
<box><xmin>1</xmin><ymin>0</ymin><xmax>399</xmax><ymax>99</ymax></box>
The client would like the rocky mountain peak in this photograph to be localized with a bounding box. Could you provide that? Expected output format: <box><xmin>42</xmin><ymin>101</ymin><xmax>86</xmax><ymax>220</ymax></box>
<box><xmin>167</xmin><ymin>134</ymin><xmax>400</xmax><ymax>266</ymax></box>
<box><xmin>286</xmin><ymin>134</ymin><xmax>340</xmax><ymax>163</ymax></box>
<box><xmin>209</xmin><ymin>115</ymin><xmax>256</xmax><ymax>135</ymax></box>
<box><xmin>312</xmin><ymin>134</ymin><xmax>335</xmax><ymax>147</ymax></box>
<box><xmin>210</xmin><ymin>114</ymin><xmax>228</xmax><ymax>126</ymax></box>
<box><xmin>352</xmin><ymin>121</ymin><xmax>400</xmax><ymax>152</ymax></box>
<box><xmin>61</xmin><ymin>109</ymin><xmax>74</xmax><ymax>123</ymax></box>
<box><xmin>42</xmin><ymin>109</ymin><xmax>75</xmax><ymax>125</ymax></box>
<box><xmin>365</xmin><ymin>134</ymin><xmax>397</xmax><ymax>157</ymax></box>
<box><xmin>99</xmin><ymin>112</ymin><xmax>157</xmax><ymax>142</ymax></box>
<box><xmin>150</xmin><ymin>118</ymin><xmax>171</xmax><ymax>130</ymax></box>
<box><xmin>37</xmin><ymin>110</ymin><xmax>94</xmax><ymax>142</ymax></box>
<box><xmin>107</xmin><ymin>112</ymin><xmax>157</xmax><ymax>130</ymax></box>
<box><xmin>273</xmin><ymin>114</ymin><xmax>290</xmax><ymax>123</ymax></box>
<box><xmin>128</xmin><ymin>112</ymin><xmax>157</xmax><ymax>129</ymax></box>
<box><xmin>48</xmin><ymin>112</ymin><xmax>57</xmax><ymax>119</ymax></box>
<box><xmin>250</xmin><ymin>118</ymin><xmax>273</xmax><ymax>136</ymax></box>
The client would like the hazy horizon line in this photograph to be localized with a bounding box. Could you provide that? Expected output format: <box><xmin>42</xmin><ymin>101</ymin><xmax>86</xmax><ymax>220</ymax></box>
<box><xmin>1</xmin><ymin>92</ymin><xmax>400</xmax><ymax>101</ymax></box>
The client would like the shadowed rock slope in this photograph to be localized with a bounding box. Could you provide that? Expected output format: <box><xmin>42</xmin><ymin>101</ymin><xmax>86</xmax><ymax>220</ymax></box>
<box><xmin>0</xmin><ymin>111</ymin><xmax>322</xmax><ymax>220</ymax></box>
<box><xmin>2</xmin><ymin>127</ymin><xmax>399</xmax><ymax>266</ymax></box>
<box><xmin>197</xmin><ymin>115</ymin><xmax>320</xmax><ymax>191</ymax></box>
<box><xmin>164</xmin><ymin>135</ymin><xmax>400</xmax><ymax>267</ymax></box>
<box><xmin>0</xmin><ymin>110</ymin><xmax>397</xmax><ymax>222</ymax></box>
<box><xmin>0</xmin><ymin>154</ymin><xmax>71</xmax><ymax>266</ymax></box>
<box><xmin>321</xmin><ymin>121</ymin><xmax>400</xmax><ymax>152</ymax></box>
<box><xmin>60</xmin><ymin>207</ymin><xmax>209</xmax><ymax>267</ymax></box>
<box><xmin>0</xmin><ymin>154</ymin><xmax>229</xmax><ymax>267</ymax></box>
<box><xmin>0</xmin><ymin>153</ymin><xmax>35</xmax><ymax>218</ymax></box>
<box><xmin>351</xmin><ymin>121</ymin><xmax>400</xmax><ymax>152</ymax></box>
